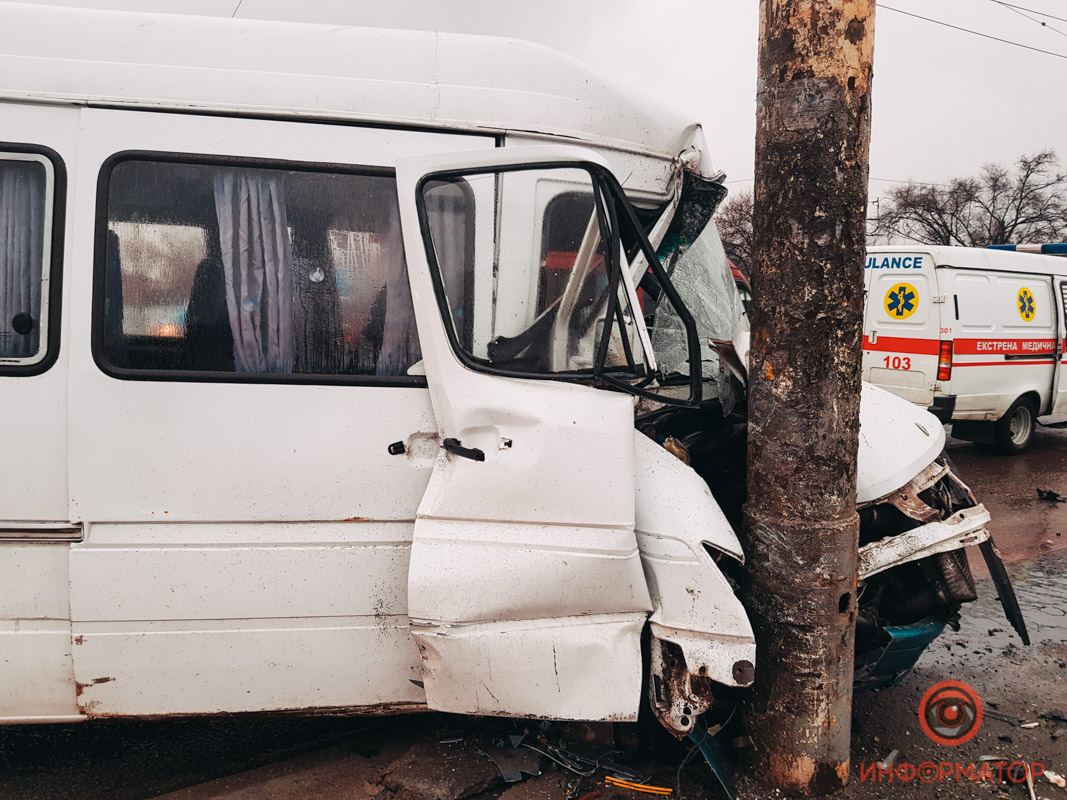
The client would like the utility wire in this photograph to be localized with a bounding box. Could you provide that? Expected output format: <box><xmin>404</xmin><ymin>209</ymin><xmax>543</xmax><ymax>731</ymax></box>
<box><xmin>878</xmin><ymin>3</ymin><xmax>1067</xmax><ymax>60</ymax></box>
<box><xmin>997</xmin><ymin>2</ymin><xmax>1067</xmax><ymax>24</ymax></box>
<box><xmin>989</xmin><ymin>0</ymin><xmax>1067</xmax><ymax>39</ymax></box>
<box><xmin>870</xmin><ymin>177</ymin><xmax>952</xmax><ymax>187</ymax></box>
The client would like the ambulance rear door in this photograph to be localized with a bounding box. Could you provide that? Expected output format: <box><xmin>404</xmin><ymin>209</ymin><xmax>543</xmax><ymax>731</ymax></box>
<box><xmin>951</xmin><ymin>271</ymin><xmax>1056</xmax><ymax>418</ymax></box>
<box><xmin>862</xmin><ymin>251</ymin><xmax>939</xmax><ymax>406</ymax></box>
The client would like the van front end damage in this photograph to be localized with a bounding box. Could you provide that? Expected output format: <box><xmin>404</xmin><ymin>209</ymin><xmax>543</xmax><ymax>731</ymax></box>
<box><xmin>636</xmin><ymin>382</ymin><xmax>1028</xmax><ymax>723</ymax></box>
<box><xmin>854</xmin><ymin>456</ymin><xmax>1029</xmax><ymax>688</ymax></box>
<box><xmin>634</xmin><ymin>433</ymin><xmax>755</xmax><ymax>737</ymax></box>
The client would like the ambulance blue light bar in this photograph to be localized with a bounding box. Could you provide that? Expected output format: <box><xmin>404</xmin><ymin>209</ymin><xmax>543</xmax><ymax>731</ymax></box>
<box><xmin>988</xmin><ymin>243</ymin><xmax>1067</xmax><ymax>255</ymax></box>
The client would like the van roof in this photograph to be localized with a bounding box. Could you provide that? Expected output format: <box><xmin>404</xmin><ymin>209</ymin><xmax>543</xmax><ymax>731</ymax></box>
<box><xmin>0</xmin><ymin>2</ymin><xmax>714</xmax><ymax>176</ymax></box>
<box><xmin>868</xmin><ymin>244</ymin><xmax>1067</xmax><ymax>276</ymax></box>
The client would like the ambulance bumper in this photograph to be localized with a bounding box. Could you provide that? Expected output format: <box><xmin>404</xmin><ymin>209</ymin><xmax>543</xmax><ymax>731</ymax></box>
<box><xmin>927</xmin><ymin>394</ymin><xmax>956</xmax><ymax>423</ymax></box>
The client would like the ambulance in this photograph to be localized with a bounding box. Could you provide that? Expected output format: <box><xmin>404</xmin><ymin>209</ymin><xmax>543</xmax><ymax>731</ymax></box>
<box><xmin>863</xmin><ymin>245</ymin><xmax>1067</xmax><ymax>453</ymax></box>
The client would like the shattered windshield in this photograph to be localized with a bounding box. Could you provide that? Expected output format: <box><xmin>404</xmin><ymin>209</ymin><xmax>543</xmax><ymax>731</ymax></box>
<box><xmin>650</xmin><ymin>177</ymin><xmax>747</xmax><ymax>414</ymax></box>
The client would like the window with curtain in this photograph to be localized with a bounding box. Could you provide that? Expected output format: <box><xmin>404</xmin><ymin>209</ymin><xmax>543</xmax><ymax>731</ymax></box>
<box><xmin>98</xmin><ymin>158</ymin><xmax>453</xmax><ymax>381</ymax></box>
<box><xmin>0</xmin><ymin>156</ymin><xmax>50</xmax><ymax>365</ymax></box>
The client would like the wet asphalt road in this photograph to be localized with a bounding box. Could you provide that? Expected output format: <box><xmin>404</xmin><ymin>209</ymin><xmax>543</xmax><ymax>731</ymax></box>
<box><xmin>1</xmin><ymin>425</ymin><xmax>1065</xmax><ymax>799</ymax></box>
<box><xmin>946</xmin><ymin>423</ymin><xmax>1067</xmax><ymax>571</ymax></box>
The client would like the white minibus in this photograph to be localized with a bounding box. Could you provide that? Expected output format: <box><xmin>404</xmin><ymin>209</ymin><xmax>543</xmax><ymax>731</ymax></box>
<box><xmin>1</xmin><ymin>3</ymin><xmax>1019</xmax><ymax>731</ymax></box>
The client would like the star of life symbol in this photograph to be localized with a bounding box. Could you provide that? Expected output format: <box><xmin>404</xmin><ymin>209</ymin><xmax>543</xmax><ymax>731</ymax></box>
<box><xmin>885</xmin><ymin>283</ymin><xmax>918</xmax><ymax>319</ymax></box>
<box><xmin>1018</xmin><ymin>287</ymin><xmax>1036</xmax><ymax>321</ymax></box>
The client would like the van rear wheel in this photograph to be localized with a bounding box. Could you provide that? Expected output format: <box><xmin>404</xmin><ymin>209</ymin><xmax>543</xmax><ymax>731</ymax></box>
<box><xmin>994</xmin><ymin>397</ymin><xmax>1036</xmax><ymax>454</ymax></box>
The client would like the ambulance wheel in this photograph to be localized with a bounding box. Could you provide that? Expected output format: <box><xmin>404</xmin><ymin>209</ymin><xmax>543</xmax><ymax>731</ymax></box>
<box><xmin>994</xmin><ymin>397</ymin><xmax>1036</xmax><ymax>454</ymax></box>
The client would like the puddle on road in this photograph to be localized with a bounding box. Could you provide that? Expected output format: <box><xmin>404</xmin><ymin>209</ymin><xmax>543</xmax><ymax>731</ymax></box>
<box><xmin>960</xmin><ymin>552</ymin><xmax>1067</xmax><ymax>649</ymax></box>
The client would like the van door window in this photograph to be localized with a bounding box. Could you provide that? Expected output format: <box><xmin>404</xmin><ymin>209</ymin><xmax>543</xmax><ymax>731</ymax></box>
<box><xmin>97</xmin><ymin>157</ymin><xmax>434</xmax><ymax>381</ymax></box>
<box><xmin>0</xmin><ymin>152</ymin><xmax>58</xmax><ymax>370</ymax></box>
<box><xmin>420</xmin><ymin>166</ymin><xmax>650</xmax><ymax>379</ymax></box>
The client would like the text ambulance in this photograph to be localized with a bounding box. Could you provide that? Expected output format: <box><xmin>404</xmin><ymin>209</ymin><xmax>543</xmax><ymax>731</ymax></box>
<box><xmin>863</xmin><ymin>245</ymin><xmax>1067</xmax><ymax>453</ymax></box>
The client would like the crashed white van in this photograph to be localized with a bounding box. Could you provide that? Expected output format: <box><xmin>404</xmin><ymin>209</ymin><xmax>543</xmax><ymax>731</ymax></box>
<box><xmin>0</xmin><ymin>4</ymin><xmax>1020</xmax><ymax>730</ymax></box>
<box><xmin>864</xmin><ymin>245</ymin><xmax>1067</xmax><ymax>453</ymax></box>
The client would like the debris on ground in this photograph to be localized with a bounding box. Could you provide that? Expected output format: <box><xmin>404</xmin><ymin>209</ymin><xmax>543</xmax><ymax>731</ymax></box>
<box><xmin>497</xmin><ymin>771</ymin><xmax>574</xmax><ymax>799</ymax></box>
<box><xmin>1037</xmin><ymin>489</ymin><xmax>1067</xmax><ymax>502</ymax></box>
<box><xmin>380</xmin><ymin>738</ymin><xmax>501</xmax><ymax>800</ymax></box>
<box><xmin>603</xmin><ymin>775</ymin><xmax>673</xmax><ymax>795</ymax></box>
<box><xmin>1046</xmin><ymin>769</ymin><xmax>1066</xmax><ymax>788</ymax></box>
<box><xmin>986</xmin><ymin>710</ymin><xmax>1027</xmax><ymax>726</ymax></box>
<box><xmin>476</xmin><ymin>743</ymin><xmax>543</xmax><ymax>783</ymax></box>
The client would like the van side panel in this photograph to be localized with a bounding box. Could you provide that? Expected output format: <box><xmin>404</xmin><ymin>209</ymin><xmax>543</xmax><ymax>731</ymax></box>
<box><xmin>0</xmin><ymin>103</ymin><xmax>80</xmax><ymax>720</ymax></box>
<box><xmin>862</xmin><ymin>252</ymin><xmax>938</xmax><ymax>406</ymax></box>
<box><xmin>945</xmin><ymin>269</ymin><xmax>1056</xmax><ymax>419</ymax></box>
<box><xmin>65</xmin><ymin>109</ymin><xmax>494</xmax><ymax>716</ymax></box>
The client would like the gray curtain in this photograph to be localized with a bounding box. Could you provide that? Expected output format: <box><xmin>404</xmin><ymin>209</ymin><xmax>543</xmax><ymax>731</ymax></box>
<box><xmin>213</xmin><ymin>171</ymin><xmax>294</xmax><ymax>373</ymax></box>
<box><xmin>0</xmin><ymin>161</ymin><xmax>45</xmax><ymax>359</ymax></box>
<box><xmin>375</xmin><ymin>204</ymin><xmax>422</xmax><ymax>376</ymax></box>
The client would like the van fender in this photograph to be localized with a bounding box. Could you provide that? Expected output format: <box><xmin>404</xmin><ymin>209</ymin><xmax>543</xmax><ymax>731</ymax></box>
<box><xmin>633</xmin><ymin>432</ymin><xmax>756</xmax><ymax>737</ymax></box>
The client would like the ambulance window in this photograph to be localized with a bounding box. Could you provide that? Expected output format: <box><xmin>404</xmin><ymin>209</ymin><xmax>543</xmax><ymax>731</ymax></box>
<box><xmin>955</xmin><ymin>275</ymin><xmax>993</xmax><ymax>330</ymax></box>
<box><xmin>96</xmin><ymin>157</ymin><xmax>428</xmax><ymax>383</ymax></box>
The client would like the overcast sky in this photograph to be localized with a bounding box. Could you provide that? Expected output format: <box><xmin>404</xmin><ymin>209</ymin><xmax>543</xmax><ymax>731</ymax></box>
<box><xmin>19</xmin><ymin>0</ymin><xmax>1067</xmax><ymax>203</ymax></box>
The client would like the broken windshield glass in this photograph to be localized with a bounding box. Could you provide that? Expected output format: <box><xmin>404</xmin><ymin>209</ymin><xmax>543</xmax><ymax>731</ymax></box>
<box><xmin>650</xmin><ymin>175</ymin><xmax>746</xmax><ymax>414</ymax></box>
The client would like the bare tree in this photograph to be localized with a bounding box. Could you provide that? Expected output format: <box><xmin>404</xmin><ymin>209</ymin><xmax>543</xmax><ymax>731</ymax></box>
<box><xmin>873</xmin><ymin>149</ymin><xmax>1067</xmax><ymax>246</ymax></box>
<box><xmin>716</xmin><ymin>188</ymin><xmax>754</xmax><ymax>275</ymax></box>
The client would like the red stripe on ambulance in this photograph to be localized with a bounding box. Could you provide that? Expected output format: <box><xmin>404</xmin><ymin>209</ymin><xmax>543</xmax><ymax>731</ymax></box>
<box><xmin>861</xmin><ymin>335</ymin><xmax>940</xmax><ymax>355</ymax></box>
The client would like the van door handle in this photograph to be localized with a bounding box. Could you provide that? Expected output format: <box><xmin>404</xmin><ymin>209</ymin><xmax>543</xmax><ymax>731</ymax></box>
<box><xmin>442</xmin><ymin>438</ymin><xmax>485</xmax><ymax>462</ymax></box>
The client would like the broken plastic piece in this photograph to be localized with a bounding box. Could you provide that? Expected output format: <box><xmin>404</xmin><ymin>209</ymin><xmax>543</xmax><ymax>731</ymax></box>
<box><xmin>476</xmin><ymin>744</ymin><xmax>542</xmax><ymax>783</ymax></box>
<box><xmin>1037</xmin><ymin>488</ymin><xmax>1066</xmax><ymax>502</ymax></box>
<box><xmin>688</xmin><ymin>725</ymin><xmax>736</xmax><ymax>800</ymax></box>
<box><xmin>1046</xmin><ymin>770</ymin><xmax>1066</xmax><ymax>788</ymax></box>
<box><xmin>978</xmin><ymin>539</ymin><xmax>1031</xmax><ymax>645</ymax></box>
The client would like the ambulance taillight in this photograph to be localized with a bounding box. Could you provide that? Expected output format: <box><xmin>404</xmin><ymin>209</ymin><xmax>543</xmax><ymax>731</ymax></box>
<box><xmin>937</xmin><ymin>341</ymin><xmax>953</xmax><ymax>382</ymax></box>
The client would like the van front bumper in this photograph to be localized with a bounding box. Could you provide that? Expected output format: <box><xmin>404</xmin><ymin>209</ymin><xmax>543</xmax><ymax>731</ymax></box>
<box><xmin>927</xmin><ymin>395</ymin><xmax>956</xmax><ymax>423</ymax></box>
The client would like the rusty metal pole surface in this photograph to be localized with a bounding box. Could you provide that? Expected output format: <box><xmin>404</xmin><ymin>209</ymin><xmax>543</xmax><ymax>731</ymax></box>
<box><xmin>740</xmin><ymin>0</ymin><xmax>875</xmax><ymax>795</ymax></box>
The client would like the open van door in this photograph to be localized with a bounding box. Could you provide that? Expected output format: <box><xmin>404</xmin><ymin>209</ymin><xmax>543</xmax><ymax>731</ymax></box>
<box><xmin>395</xmin><ymin>146</ymin><xmax>698</xmax><ymax>720</ymax></box>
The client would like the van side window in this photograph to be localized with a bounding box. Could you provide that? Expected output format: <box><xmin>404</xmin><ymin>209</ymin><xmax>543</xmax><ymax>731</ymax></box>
<box><xmin>97</xmin><ymin>157</ymin><xmax>426</xmax><ymax>381</ymax></box>
<box><xmin>537</xmin><ymin>192</ymin><xmax>594</xmax><ymax>315</ymax></box>
<box><xmin>1</xmin><ymin>152</ymin><xmax>59</xmax><ymax>371</ymax></box>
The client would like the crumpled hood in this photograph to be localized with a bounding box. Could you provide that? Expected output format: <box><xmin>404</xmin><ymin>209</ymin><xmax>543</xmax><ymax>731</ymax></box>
<box><xmin>856</xmin><ymin>382</ymin><xmax>946</xmax><ymax>504</ymax></box>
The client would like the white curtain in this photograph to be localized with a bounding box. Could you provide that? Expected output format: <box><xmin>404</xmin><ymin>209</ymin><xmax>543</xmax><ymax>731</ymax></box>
<box><xmin>0</xmin><ymin>161</ymin><xmax>45</xmax><ymax>359</ymax></box>
<box><xmin>213</xmin><ymin>172</ymin><xmax>294</xmax><ymax>373</ymax></box>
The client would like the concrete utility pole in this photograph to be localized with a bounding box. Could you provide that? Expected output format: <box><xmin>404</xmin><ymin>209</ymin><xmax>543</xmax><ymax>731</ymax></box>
<box><xmin>741</xmin><ymin>1</ymin><xmax>875</xmax><ymax>795</ymax></box>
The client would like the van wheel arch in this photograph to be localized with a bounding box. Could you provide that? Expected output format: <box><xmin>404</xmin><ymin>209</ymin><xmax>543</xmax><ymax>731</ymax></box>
<box><xmin>994</xmin><ymin>395</ymin><xmax>1038</xmax><ymax>454</ymax></box>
